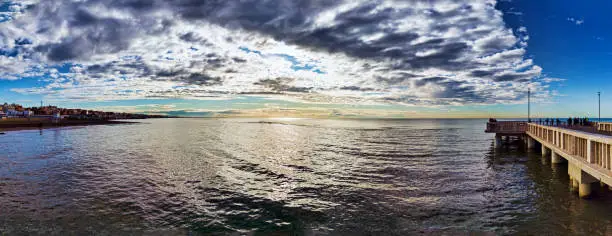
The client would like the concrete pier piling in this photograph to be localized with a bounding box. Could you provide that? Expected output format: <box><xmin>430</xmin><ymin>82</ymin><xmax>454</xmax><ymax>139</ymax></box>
<box><xmin>551</xmin><ymin>151</ymin><xmax>563</xmax><ymax>164</ymax></box>
<box><xmin>527</xmin><ymin>137</ymin><xmax>536</xmax><ymax>150</ymax></box>
<box><xmin>541</xmin><ymin>146</ymin><xmax>550</xmax><ymax>156</ymax></box>
<box><xmin>567</xmin><ymin>159</ymin><xmax>599</xmax><ymax>198</ymax></box>
<box><xmin>579</xmin><ymin>183</ymin><xmax>592</xmax><ymax>198</ymax></box>
<box><xmin>494</xmin><ymin>134</ymin><xmax>502</xmax><ymax>148</ymax></box>
<box><xmin>569</xmin><ymin>176</ymin><xmax>577</xmax><ymax>192</ymax></box>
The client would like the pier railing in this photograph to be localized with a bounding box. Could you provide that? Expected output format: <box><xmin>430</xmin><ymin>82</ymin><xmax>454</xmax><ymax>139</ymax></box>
<box><xmin>528</xmin><ymin>123</ymin><xmax>612</xmax><ymax>171</ymax></box>
<box><xmin>485</xmin><ymin>121</ymin><xmax>527</xmax><ymax>134</ymax></box>
<box><xmin>597</xmin><ymin>122</ymin><xmax>612</xmax><ymax>132</ymax></box>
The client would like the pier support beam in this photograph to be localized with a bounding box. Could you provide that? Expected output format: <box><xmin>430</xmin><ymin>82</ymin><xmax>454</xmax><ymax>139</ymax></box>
<box><xmin>570</xmin><ymin>177</ymin><xmax>578</xmax><ymax>192</ymax></box>
<box><xmin>573</xmin><ymin>180</ymin><xmax>579</xmax><ymax>190</ymax></box>
<box><xmin>494</xmin><ymin>135</ymin><xmax>502</xmax><ymax>148</ymax></box>
<box><xmin>541</xmin><ymin>145</ymin><xmax>550</xmax><ymax>156</ymax></box>
<box><xmin>568</xmin><ymin>162</ymin><xmax>598</xmax><ymax>198</ymax></box>
<box><xmin>527</xmin><ymin>137</ymin><xmax>536</xmax><ymax>150</ymax></box>
<box><xmin>579</xmin><ymin>184</ymin><xmax>593</xmax><ymax>198</ymax></box>
<box><xmin>551</xmin><ymin>151</ymin><xmax>563</xmax><ymax>164</ymax></box>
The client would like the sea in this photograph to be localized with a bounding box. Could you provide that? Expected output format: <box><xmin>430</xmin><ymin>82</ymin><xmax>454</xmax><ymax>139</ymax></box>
<box><xmin>0</xmin><ymin>118</ymin><xmax>610</xmax><ymax>235</ymax></box>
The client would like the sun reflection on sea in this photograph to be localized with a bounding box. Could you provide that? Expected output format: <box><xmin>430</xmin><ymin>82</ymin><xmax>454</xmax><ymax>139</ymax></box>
<box><xmin>267</xmin><ymin>117</ymin><xmax>305</xmax><ymax>122</ymax></box>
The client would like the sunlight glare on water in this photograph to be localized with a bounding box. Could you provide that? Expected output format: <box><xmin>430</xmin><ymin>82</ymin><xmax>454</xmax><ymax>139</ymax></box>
<box><xmin>0</xmin><ymin>118</ymin><xmax>610</xmax><ymax>235</ymax></box>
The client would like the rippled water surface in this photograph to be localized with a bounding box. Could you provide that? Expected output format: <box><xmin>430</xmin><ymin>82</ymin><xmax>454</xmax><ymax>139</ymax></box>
<box><xmin>1</xmin><ymin>118</ymin><xmax>611</xmax><ymax>235</ymax></box>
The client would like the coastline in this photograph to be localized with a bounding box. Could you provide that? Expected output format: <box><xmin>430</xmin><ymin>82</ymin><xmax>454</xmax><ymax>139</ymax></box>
<box><xmin>0</xmin><ymin>119</ymin><xmax>139</xmax><ymax>133</ymax></box>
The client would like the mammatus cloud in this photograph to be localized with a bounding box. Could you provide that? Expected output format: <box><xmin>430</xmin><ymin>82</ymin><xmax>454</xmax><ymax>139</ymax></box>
<box><xmin>0</xmin><ymin>0</ymin><xmax>559</xmax><ymax>106</ymax></box>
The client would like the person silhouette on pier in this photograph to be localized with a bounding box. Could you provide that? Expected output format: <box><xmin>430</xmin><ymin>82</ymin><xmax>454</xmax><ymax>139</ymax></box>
<box><xmin>585</xmin><ymin>117</ymin><xmax>590</xmax><ymax>126</ymax></box>
<box><xmin>574</xmin><ymin>117</ymin><xmax>579</xmax><ymax>126</ymax></box>
<box><xmin>568</xmin><ymin>117</ymin><xmax>572</xmax><ymax>126</ymax></box>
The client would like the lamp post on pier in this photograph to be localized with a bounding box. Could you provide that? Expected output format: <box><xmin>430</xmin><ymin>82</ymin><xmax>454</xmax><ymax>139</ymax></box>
<box><xmin>598</xmin><ymin>91</ymin><xmax>601</xmax><ymax>123</ymax></box>
<box><xmin>528</xmin><ymin>88</ymin><xmax>531</xmax><ymax>123</ymax></box>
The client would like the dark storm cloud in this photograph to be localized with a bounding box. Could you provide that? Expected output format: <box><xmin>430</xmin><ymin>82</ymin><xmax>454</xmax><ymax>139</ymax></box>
<box><xmin>470</xmin><ymin>69</ymin><xmax>498</xmax><ymax>78</ymax></box>
<box><xmin>165</xmin><ymin>0</ymin><xmax>479</xmax><ymax>71</ymax></box>
<box><xmin>179</xmin><ymin>32</ymin><xmax>211</xmax><ymax>45</ymax></box>
<box><xmin>1</xmin><ymin>0</ymin><xmax>555</xmax><ymax>105</ymax></box>
<box><xmin>412</xmin><ymin>77</ymin><xmax>485</xmax><ymax>101</ymax></box>
<box><xmin>179</xmin><ymin>73</ymin><xmax>223</xmax><ymax>86</ymax></box>
<box><xmin>254</xmin><ymin>77</ymin><xmax>311</xmax><ymax>93</ymax></box>
<box><xmin>86</xmin><ymin>0</ymin><xmax>470</xmax><ymax>71</ymax></box>
<box><xmin>107</xmin><ymin>0</ymin><xmax>156</xmax><ymax>11</ymax></box>
<box><xmin>493</xmin><ymin>73</ymin><xmax>531</xmax><ymax>82</ymax></box>
<box><xmin>85</xmin><ymin>60</ymin><xmax>152</xmax><ymax>77</ymax></box>
<box><xmin>32</xmin><ymin>6</ymin><xmax>139</xmax><ymax>62</ymax></box>
<box><xmin>152</xmin><ymin>71</ymin><xmax>224</xmax><ymax>86</ymax></box>
<box><xmin>18</xmin><ymin>1</ymin><xmax>176</xmax><ymax>62</ymax></box>
<box><xmin>375</xmin><ymin>72</ymin><xmax>420</xmax><ymax>85</ymax></box>
<box><xmin>14</xmin><ymin>38</ymin><xmax>32</xmax><ymax>45</ymax></box>
<box><xmin>415</xmin><ymin>77</ymin><xmax>448</xmax><ymax>87</ymax></box>
<box><xmin>339</xmin><ymin>86</ymin><xmax>374</xmax><ymax>91</ymax></box>
<box><xmin>9</xmin><ymin>0</ymin><xmax>519</xmax><ymax>70</ymax></box>
<box><xmin>231</xmin><ymin>57</ymin><xmax>247</xmax><ymax>63</ymax></box>
<box><xmin>224</xmin><ymin>68</ymin><xmax>238</xmax><ymax>73</ymax></box>
<box><xmin>155</xmin><ymin>69</ymin><xmax>186</xmax><ymax>77</ymax></box>
<box><xmin>433</xmin><ymin>81</ymin><xmax>480</xmax><ymax>100</ymax></box>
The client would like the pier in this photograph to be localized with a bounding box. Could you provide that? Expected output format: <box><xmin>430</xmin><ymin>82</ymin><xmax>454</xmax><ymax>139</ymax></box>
<box><xmin>487</xmin><ymin>120</ymin><xmax>612</xmax><ymax>198</ymax></box>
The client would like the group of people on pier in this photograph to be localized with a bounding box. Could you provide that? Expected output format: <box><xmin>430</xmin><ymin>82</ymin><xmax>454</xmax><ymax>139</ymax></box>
<box><xmin>532</xmin><ymin>117</ymin><xmax>592</xmax><ymax>127</ymax></box>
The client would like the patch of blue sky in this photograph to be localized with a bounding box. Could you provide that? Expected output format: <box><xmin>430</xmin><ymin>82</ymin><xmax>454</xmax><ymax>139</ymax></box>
<box><xmin>52</xmin><ymin>63</ymin><xmax>74</xmax><ymax>73</ymax></box>
<box><xmin>240</xmin><ymin>46</ymin><xmax>326</xmax><ymax>74</ymax></box>
<box><xmin>272</xmin><ymin>53</ymin><xmax>324</xmax><ymax>73</ymax></box>
<box><xmin>0</xmin><ymin>75</ymin><xmax>50</xmax><ymax>105</ymax></box>
<box><xmin>312</xmin><ymin>69</ymin><xmax>325</xmax><ymax>74</ymax></box>
<box><xmin>0</xmin><ymin>1</ymin><xmax>20</xmax><ymax>23</ymax></box>
<box><xmin>0</xmin><ymin>1</ymin><xmax>16</xmax><ymax>11</ymax></box>
<box><xmin>239</xmin><ymin>46</ymin><xmax>263</xmax><ymax>56</ymax></box>
<box><xmin>0</xmin><ymin>15</ymin><xmax>10</xmax><ymax>22</ymax></box>
<box><xmin>114</xmin><ymin>89</ymin><xmax>135</xmax><ymax>93</ymax></box>
<box><xmin>14</xmin><ymin>37</ymin><xmax>32</xmax><ymax>45</ymax></box>
<box><xmin>0</xmin><ymin>47</ymin><xmax>18</xmax><ymax>57</ymax></box>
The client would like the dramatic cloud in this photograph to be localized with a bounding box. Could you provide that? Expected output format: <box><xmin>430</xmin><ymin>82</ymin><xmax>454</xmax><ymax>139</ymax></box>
<box><xmin>0</xmin><ymin>0</ymin><xmax>558</xmax><ymax>106</ymax></box>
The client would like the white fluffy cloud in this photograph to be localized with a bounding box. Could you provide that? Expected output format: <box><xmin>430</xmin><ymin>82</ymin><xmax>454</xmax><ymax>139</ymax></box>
<box><xmin>0</xmin><ymin>0</ymin><xmax>557</xmax><ymax>106</ymax></box>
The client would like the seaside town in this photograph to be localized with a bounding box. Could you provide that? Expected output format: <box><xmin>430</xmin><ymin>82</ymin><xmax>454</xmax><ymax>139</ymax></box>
<box><xmin>0</xmin><ymin>103</ymin><xmax>168</xmax><ymax>121</ymax></box>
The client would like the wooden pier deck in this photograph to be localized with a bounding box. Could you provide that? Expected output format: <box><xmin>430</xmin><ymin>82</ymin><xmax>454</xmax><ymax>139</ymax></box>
<box><xmin>486</xmin><ymin>120</ymin><xmax>612</xmax><ymax>198</ymax></box>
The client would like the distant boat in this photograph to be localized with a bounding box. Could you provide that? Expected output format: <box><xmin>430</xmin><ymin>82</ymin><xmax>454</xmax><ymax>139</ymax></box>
<box><xmin>0</xmin><ymin>132</ymin><xmax>5</xmax><ymax>135</ymax></box>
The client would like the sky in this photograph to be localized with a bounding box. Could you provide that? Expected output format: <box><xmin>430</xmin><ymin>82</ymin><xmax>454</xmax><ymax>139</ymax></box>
<box><xmin>0</xmin><ymin>0</ymin><xmax>609</xmax><ymax>118</ymax></box>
